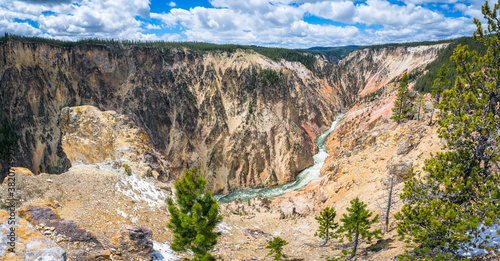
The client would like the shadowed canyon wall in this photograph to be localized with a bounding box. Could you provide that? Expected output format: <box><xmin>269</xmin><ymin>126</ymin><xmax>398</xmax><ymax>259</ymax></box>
<box><xmin>0</xmin><ymin>41</ymin><xmax>348</xmax><ymax>192</ymax></box>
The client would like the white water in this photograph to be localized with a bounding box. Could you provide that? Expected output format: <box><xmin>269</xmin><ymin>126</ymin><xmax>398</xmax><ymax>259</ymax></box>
<box><xmin>215</xmin><ymin>114</ymin><xmax>343</xmax><ymax>204</ymax></box>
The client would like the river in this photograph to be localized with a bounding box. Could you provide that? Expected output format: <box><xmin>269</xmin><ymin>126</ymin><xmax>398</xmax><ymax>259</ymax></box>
<box><xmin>215</xmin><ymin>114</ymin><xmax>343</xmax><ymax>204</ymax></box>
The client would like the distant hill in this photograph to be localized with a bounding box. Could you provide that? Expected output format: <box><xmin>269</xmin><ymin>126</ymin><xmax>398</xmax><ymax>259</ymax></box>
<box><xmin>296</xmin><ymin>45</ymin><xmax>362</xmax><ymax>63</ymax></box>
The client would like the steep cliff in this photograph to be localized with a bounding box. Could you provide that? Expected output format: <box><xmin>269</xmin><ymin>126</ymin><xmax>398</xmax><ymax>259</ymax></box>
<box><xmin>0</xmin><ymin>41</ymin><xmax>343</xmax><ymax>192</ymax></box>
<box><xmin>321</xmin><ymin>44</ymin><xmax>448</xmax><ymax>174</ymax></box>
<box><xmin>321</xmin><ymin>44</ymin><xmax>447</xmax><ymax>106</ymax></box>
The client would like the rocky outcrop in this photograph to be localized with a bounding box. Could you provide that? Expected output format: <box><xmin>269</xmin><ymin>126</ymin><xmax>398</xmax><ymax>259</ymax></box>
<box><xmin>0</xmin><ymin>211</ymin><xmax>67</xmax><ymax>261</ymax></box>
<box><xmin>111</xmin><ymin>225</ymin><xmax>154</xmax><ymax>260</ymax></box>
<box><xmin>386</xmin><ymin>156</ymin><xmax>413</xmax><ymax>183</ymax></box>
<box><xmin>0</xmin><ymin>164</ymin><xmax>172</xmax><ymax>261</ymax></box>
<box><xmin>0</xmin><ymin>41</ymin><xmax>340</xmax><ymax>192</ymax></box>
<box><xmin>60</xmin><ymin>105</ymin><xmax>171</xmax><ymax>180</ymax></box>
<box><xmin>17</xmin><ymin>203</ymin><xmax>105</xmax><ymax>260</ymax></box>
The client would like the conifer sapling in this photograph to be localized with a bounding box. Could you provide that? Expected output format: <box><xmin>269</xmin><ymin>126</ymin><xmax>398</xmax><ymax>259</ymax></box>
<box><xmin>336</xmin><ymin>198</ymin><xmax>382</xmax><ymax>259</ymax></box>
<box><xmin>266</xmin><ymin>236</ymin><xmax>289</xmax><ymax>261</ymax></box>
<box><xmin>391</xmin><ymin>72</ymin><xmax>410</xmax><ymax>123</ymax></box>
<box><xmin>166</xmin><ymin>168</ymin><xmax>222</xmax><ymax>261</ymax></box>
<box><xmin>315</xmin><ymin>207</ymin><xmax>339</xmax><ymax>246</ymax></box>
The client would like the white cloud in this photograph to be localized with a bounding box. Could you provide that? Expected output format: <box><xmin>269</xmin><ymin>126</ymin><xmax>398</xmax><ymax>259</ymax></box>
<box><xmin>0</xmin><ymin>0</ymin><xmax>487</xmax><ymax>48</ymax></box>
<box><xmin>355</xmin><ymin>0</ymin><xmax>444</xmax><ymax>27</ymax></box>
<box><xmin>152</xmin><ymin>0</ymin><xmax>481</xmax><ymax>47</ymax></box>
<box><xmin>454</xmin><ymin>3</ymin><xmax>483</xmax><ymax>20</ymax></box>
<box><xmin>0</xmin><ymin>0</ymin><xmax>180</xmax><ymax>41</ymax></box>
<box><xmin>152</xmin><ymin>3</ymin><xmax>362</xmax><ymax>48</ymax></box>
<box><xmin>302</xmin><ymin>1</ymin><xmax>356</xmax><ymax>24</ymax></box>
<box><xmin>146</xmin><ymin>24</ymin><xmax>161</xmax><ymax>30</ymax></box>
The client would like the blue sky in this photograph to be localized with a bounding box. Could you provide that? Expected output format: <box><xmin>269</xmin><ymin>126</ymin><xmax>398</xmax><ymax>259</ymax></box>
<box><xmin>0</xmin><ymin>0</ymin><xmax>487</xmax><ymax>48</ymax></box>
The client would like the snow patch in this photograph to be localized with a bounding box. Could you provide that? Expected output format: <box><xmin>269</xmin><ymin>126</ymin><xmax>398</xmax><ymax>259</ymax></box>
<box><xmin>216</xmin><ymin>222</ymin><xmax>233</xmax><ymax>235</ymax></box>
<box><xmin>117</xmin><ymin>209</ymin><xmax>127</xmax><ymax>218</ymax></box>
<box><xmin>115</xmin><ymin>174</ymin><xmax>167</xmax><ymax>207</ymax></box>
<box><xmin>459</xmin><ymin>223</ymin><xmax>500</xmax><ymax>258</ymax></box>
<box><xmin>152</xmin><ymin>241</ymin><xmax>182</xmax><ymax>261</ymax></box>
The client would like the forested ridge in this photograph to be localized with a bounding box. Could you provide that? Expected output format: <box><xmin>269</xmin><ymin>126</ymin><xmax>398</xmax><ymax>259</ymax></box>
<box><xmin>1</xmin><ymin>33</ymin><xmax>479</xmax><ymax>74</ymax></box>
<box><xmin>413</xmin><ymin>36</ymin><xmax>487</xmax><ymax>92</ymax></box>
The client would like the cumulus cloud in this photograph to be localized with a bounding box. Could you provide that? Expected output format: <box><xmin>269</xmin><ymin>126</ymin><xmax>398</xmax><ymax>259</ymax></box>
<box><xmin>454</xmin><ymin>3</ymin><xmax>483</xmax><ymax>19</ymax></box>
<box><xmin>151</xmin><ymin>0</ymin><xmax>480</xmax><ymax>47</ymax></box>
<box><xmin>302</xmin><ymin>1</ymin><xmax>356</xmax><ymax>24</ymax></box>
<box><xmin>0</xmin><ymin>0</ymin><xmax>486</xmax><ymax>47</ymax></box>
<box><xmin>146</xmin><ymin>24</ymin><xmax>161</xmax><ymax>30</ymax></box>
<box><xmin>355</xmin><ymin>0</ymin><xmax>444</xmax><ymax>27</ymax></box>
<box><xmin>0</xmin><ymin>0</ymin><xmax>179</xmax><ymax>41</ymax></box>
<box><xmin>15</xmin><ymin>0</ymin><xmax>78</xmax><ymax>5</ymax></box>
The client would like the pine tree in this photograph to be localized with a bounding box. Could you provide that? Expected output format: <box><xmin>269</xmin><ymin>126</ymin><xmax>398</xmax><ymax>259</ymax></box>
<box><xmin>391</xmin><ymin>72</ymin><xmax>410</xmax><ymax>123</ymax></box>
<box><xmin>395</xmin><ymin>1</ymin><xmax>500</xmax><ymax>259</ymax></box>
<box><xmin>378</xmin><ymin>173</ymin><xmax>402</xmax><ymax>234</ymax></box>
<box><xmin>266</xmin><ymin>237</ymin><xmax>289</xmax><ymax>261</ymax></box>
<box><xmin>336</xmin><ymin>198</ymin><xmax>382</xmax><ymax>259</ymax></box>
<box><xmin>428</xmin><ymin>64</ymin><xmax>450</xmax><ymax>125</ymax></box>
<box><xmin>166</xmin><ymin>168</ymin><xmax>222</xmax><ymax>261</ymax></box>
<box><xmin>413</xmin><ymin>92</ymin><xmax>425</xmax><ymax>121</ymax></box>
<box><xmin>315</xmin><ymin>207</ymin><xmax>339</xmax><ymax>246</ymax></box>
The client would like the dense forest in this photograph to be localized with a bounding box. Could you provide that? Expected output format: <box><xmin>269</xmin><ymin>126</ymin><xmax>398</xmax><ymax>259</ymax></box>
<box><xmin>2</xmin><ymin>33</ymin><xmax>483</xmax><ymax>79</ymax></box>
<box><xmin>413</xmin><ymin>36</ymin><xmax>487</xmax><ymax>92</ymax></box>
<box><xmin>363</xmin><ymin>38</ymin><xmax>455</xmax><ymax>50</ymax></box>
<box><xmin>0</xmin><ymin>33</ymin><xmax>320</xmax><ymax>71</ymax></box>
<box><xmin>297</xmin><ymin>45</ymin><xmax>361</xmax><ymax>63</ymax></box>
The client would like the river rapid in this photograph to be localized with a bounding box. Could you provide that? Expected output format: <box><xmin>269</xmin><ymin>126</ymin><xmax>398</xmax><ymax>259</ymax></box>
<box><xmin>215</xmin><ymin>114</ymin><xmax>343</xmax><ymax>204</ymax></box>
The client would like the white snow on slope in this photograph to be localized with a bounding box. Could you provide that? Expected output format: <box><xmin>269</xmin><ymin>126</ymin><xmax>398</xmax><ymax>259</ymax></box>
<box><xmin>460</xmin><ymin>223</ymin><xmax>500</xmax><ymax>258</ymax></box>
<box><xmin>152</xmin><ymin>241</ymin><xmax>182</xmax><ymax>260</ymax></box>
<box><xmin>115</xmin><ymin>173</ymin><xmax>167</xmax><ymax>207</ymax></box>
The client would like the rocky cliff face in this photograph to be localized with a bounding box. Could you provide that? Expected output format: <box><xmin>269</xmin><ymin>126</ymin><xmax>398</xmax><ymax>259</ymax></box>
<box><xmin>322</xmin><ymin>44</ymin><xmax>447</xmax><ymax>105</ymax></box>
<box><xmin>0</xmin><ymin>41</ymin><xmax>342</xmax><ymax>192</ymax></box>
<box><xmin>321</xmin><ymin>44</ymin><xmax>448</xmax><ymax>172</ymax></box>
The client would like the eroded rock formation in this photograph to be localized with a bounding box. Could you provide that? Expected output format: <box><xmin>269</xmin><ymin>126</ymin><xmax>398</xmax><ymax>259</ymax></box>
<box><xmin>0</xmin><ymin>41</ymin><xmax>342</xmax><ymax>192</ymax></box>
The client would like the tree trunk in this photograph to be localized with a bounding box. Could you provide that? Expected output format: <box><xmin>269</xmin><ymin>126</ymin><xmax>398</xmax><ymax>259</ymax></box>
<box><xmin>320</xmin><ymin>231</ymin><xmax>329</xmax><ymax>247</ymax></box>
<box><xmin>417</xmin><ymin>101</ymin><xmax>421</xmax><ymax>121</ymax></box>
<box><xmin>385</xmin><ymin>175</ymin><xmax>394</xmax><ymax>234</ymax></box>
<box><xmin>428</xmin><ymin>107</ymin><xmax>434</xmax><ymax>125</ymax></box>
<box><xmin>352</xmin><ymin>231</ymin><xmax>359</xmax><ymax>259</ymax></box>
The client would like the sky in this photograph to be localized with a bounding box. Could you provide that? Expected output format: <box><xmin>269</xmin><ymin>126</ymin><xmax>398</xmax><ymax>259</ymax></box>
<box><xmin>0</xmin><ymin>0</ymin><xmax>488</xmax><ymax>48</ymax></box>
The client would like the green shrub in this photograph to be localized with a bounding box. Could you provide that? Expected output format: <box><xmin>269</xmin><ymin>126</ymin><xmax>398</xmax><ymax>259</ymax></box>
<box><xmin>166</xmin><ymin>168</ymin><xmax>221</xmax><ymax>261</ymax></box>
<box><xmin>123</xmin><ymin>164</ymin><xmax>132</xmax><ymax>176</ymax></box>
<box><xmin>266</xmin><ymin>236</ymin><xmax>288</xmax><ymax>261</ymax></box>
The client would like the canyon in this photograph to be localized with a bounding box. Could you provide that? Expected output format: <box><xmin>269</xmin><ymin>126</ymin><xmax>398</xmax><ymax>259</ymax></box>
<box><xmin>0</xmin><ymin>40</ymin><xmax>461</xmax><ymax>260</ymax></box>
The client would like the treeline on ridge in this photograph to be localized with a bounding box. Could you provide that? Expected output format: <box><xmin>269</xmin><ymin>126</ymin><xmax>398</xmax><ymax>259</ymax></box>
<box><xmin>362</xmin><ymin>38</ymin><xmax>455</xmax><ymax>50</ymax></box>
<box><xmin>0</xmin><ymin>33</ymin><xmax>319</xmax><ymax>71</ymax></box>
<box><xmin>413</xmin><ymin>36</ymin><xmax>487</xmax><ymax>93</ymax></box>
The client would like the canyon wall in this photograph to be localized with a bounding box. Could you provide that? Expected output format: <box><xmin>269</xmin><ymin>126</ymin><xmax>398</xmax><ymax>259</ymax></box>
<box><xmin>0</xmin><ymin>41</ymin><xmax>346</xmax><ymax>192</ymax></box>
<box><xmin>323</xmin><ymin>44</ymin><xmax>447</xmax><ymax>102</ymax></box>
